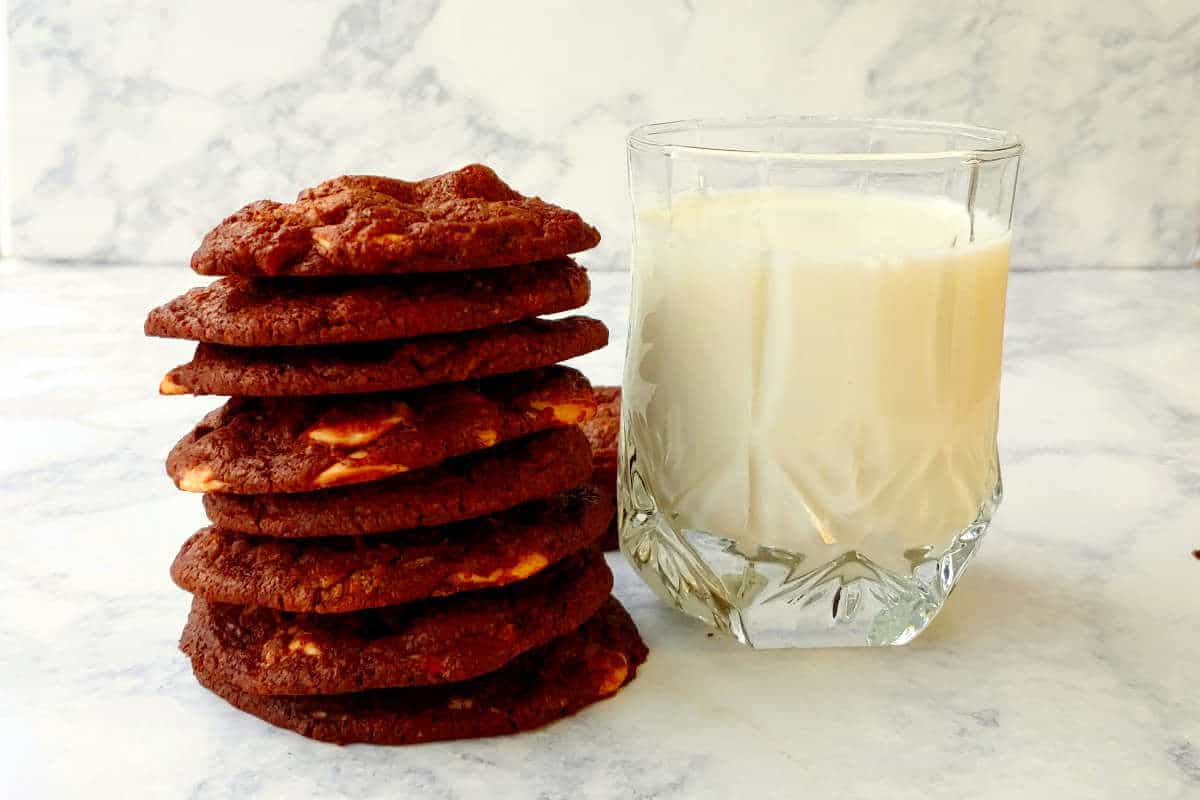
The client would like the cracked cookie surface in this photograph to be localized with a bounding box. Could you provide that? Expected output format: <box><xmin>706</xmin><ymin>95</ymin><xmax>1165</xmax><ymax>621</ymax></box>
<box><xmin>171</xmin><ymin>486</ymin><xmax>614</xmax><ymax>613</ymax></box>
<box><xmin>190</xmin><ymin>165</ymin><xmax>600</xmax><ymax>277</ymax></box>
<box><xmin>203</xmin><ymin>427</ymin><xmax>593</xmax><ymax>537</ymax></box>
<box><xmin>188</xmin><ymin>597</ymin><xmax>647</xmax><ymax>745</ymax></box>
<box><xmin>161</xmin><ymin>317</ymin><xmax>607</xmax><ymax>397</ymax></box>
<box><xmin>166</xmin><ymin>367</ymin><xmax>595</xmax><ymax>494</ymax></box>
<box><xmin>145</xmin><ymin>258</ymin><xmax>590</xmax><ymax>346</ymax></box>
<box><xmin>180</xmin><ymin>550</ymin><xmax>612</xmax><ymax>695</ymax></box>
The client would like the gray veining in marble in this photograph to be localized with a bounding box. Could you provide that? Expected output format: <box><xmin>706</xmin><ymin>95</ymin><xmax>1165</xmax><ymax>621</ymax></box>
<box><xmin>0</xmin><ymin>262</ymin><xmax>1197</xmax><ymax>798</ymax></box>
<box><xmin>6</xmin><ymin>0</ymin><xmax>1200</xmax><ymax>269</ymax></box>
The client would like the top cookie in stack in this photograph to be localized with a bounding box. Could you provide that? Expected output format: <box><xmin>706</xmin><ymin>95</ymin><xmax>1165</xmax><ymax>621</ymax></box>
<box><xmin>188</xmin><ymin>166</ymin><xmax>601</xmax><ymax>277</ymax></box>
<box><xmin>144</xmin><ymin>165</ymin><xmax>646</xmax><ymax>745</ymax></box>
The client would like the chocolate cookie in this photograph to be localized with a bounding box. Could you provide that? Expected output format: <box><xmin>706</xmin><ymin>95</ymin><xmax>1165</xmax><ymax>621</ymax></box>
<box><xmin>190</xmin><ymin>165</ymin><xmax>600</xmax><ymax>277</ymax></box>
<box><xmin>180</xmin><ymin>550</ymin><xmax>612</xmax><ymax>695</ymax></box>
<box><xmin>581</xmin><ymin>386</ymin><xmax>620</xmax><ymax>467</ymax></box>
<box><xmin>160</xmin><ymin>317</ymin><xmax>608</xmax><ymax>397</ymax></box>
<box><xmin>145</xmin><ymin>259</ymin><xmax>590</xmax><ymax>347</ymax></box>
<box><xmin>581</xmin><ymin>386</ymin><xmax>621</xmax><ymax>550</ymax></box>
<box><xmin>171</xmin><ymin>487</ymin><xmax>613</xmax><ymax>613</ymax></box>
<box><xmin>167</xmin><ymin>367</ymin><xmax>595</xmax><ymax>494</ymax></box>
<box><xmin>189</xmin><ymin>597</ymin><xmax>646</xmax><ymax>745</ymax></box>
<box><xmin>203</xmin><ymin>427</ymin><xmax>593</xmax><ymax>537</ymax></box>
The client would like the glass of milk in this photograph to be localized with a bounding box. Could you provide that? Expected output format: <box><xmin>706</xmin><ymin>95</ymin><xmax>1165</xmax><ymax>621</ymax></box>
<box><xmin>622</xmin><ymin>117</ymin><xmax>1023</xmax><ymax>647</ymax></box>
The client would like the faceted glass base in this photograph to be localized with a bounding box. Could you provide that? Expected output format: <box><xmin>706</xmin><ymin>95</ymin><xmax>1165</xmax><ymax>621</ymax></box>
<box><xmin>619</xmin><ymin>479</ymin><xmax>1000</xmax><ymax>649</ymax></box>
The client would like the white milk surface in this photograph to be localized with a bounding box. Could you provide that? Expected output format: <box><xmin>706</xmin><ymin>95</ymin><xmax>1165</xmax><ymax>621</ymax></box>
<box><xmin>626</xmin><ymin>188</ymin><xmax>1009</xmax><ymax>566</ymax></box>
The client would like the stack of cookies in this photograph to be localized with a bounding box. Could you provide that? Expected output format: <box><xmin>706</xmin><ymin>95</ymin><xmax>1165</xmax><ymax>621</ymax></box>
<box><xmin>145</xmin><ymin>165</ymin><xmax>646</xmax><ymax>745</ymax></box>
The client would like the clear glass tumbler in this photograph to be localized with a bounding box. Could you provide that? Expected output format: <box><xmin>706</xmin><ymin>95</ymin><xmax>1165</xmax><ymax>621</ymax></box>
<box><xmin>621</xmin><ymin>117</ymin><xmax>1023</xmax><ymax>647</ymax></box>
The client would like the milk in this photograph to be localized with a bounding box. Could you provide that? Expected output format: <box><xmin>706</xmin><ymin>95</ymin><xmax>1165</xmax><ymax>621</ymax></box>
<box><xmin>624</xmin><ymin>188</ymin><xmax>1009</xmax><ymax>569</ymax></box>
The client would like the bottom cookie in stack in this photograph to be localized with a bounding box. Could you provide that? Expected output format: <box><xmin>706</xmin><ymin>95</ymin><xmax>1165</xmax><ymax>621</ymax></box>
<box><xmin>188</xmin><ymin>598</ymin><xmax>645</xmax><ymax>745</ymax></box>
<box><xmin>174</xmin><ymin>487</ymin><xmax>646</xmax><ymax>744</ymax></box>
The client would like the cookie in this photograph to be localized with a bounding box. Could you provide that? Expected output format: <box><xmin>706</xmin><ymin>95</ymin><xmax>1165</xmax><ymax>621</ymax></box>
<box><xmin>190</xmin><ymin>165</ymin><xmax>600</xmax><ymax>277</ymax></box>
<box><xmin>145</xmin><ymin>259</ymin><xmax>590</xmax><ymax>347</ymax></box>
<box><xmin>159</xmin><ymin>317</ymin><xmax>608</xmax><ymax>397</ymax></box>
<box><xmin>203</xmin><ymin>427</ymin><xmax>593</xmax><ymax>537</ymax></box>
<box><xmin>188</xmin><ymin>597</ymin><xmax>646</xmax><ymax>745</ymax></box>
<box><xmin>581</xmin><ymin>386</ymin><xmax>621</xmax><ymax>550</ymax></box>
<box><xmin>180</xmin><ymin>550</ymin><xmax>612</xmax><ymax>695</ymax></box>
<box><xmin>166</xmin><ymin>367</ymin><xmax>595</xmax><ymax>494</ymax></box>
<box><xmin>580</xmin><ymin>386</ymin><xmax>620</xmax><ymax>468</ymax></box>
<box><xmin>171</xmin><ymin>486</ymin><xmax>614</xmax><ymax>613</ymax></box>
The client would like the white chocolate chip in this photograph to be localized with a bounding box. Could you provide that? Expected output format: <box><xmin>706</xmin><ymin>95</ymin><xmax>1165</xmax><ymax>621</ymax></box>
<box><xmin>528</xmin><ymin>400</ymin><xmax>592</xmax><ymax>425</ymax></box>
<box><xmin>597</xmin><ymin>656</ymin><xmax>630</xmax><ymax>695</ymax></box>
<box><xmin>313</xmin><ymin>461</ymin><xmax>408</xmax><ymax>488</ymax></box>
<box><xmin>451</xmin><ymin>553</ymin><xmax>550</xmax><ymax>586</ymax></box>
<box><xmin>178</xmin><ymin>466</ymin><xmax>227</xmax><ymax>493</ymax></box>
<box><xmin>304</xmin><ymin>403</ymin><xmax>415</xmax><ymax>447</ymax></box>
<box><xmin>158</xmin><ymin>373</ymin><xmax>188</xmax><ymax>395</ymax></box>
<box><xmin>287</xmin><ymin>637</ymin><xmax>322</xmax><ymax>657</ymax></box>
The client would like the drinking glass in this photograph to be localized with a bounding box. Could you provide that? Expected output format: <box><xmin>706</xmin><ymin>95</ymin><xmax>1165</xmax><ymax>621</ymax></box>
<box><xmin>621</xmin><ymin>117</ymin><xmax>1022</xmax><ymax>647</ymax></box>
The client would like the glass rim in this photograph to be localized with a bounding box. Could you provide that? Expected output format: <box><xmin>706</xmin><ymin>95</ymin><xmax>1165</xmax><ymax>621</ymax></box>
<box><xmin>627</xmin><ymin>115</ymin><xmax>1023</xmax><ymax>163</ymax></box>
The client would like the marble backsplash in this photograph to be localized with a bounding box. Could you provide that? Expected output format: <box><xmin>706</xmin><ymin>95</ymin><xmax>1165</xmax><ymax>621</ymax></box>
<box><xmin>6</xmin><ymin>0</ymin><xmax>1198</xmax><ymax>269</ymax></box>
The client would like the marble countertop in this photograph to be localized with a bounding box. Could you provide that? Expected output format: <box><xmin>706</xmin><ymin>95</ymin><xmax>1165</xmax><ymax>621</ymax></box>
<box><xmin>1</xmin><ymin>260</ymin><xmax>1197</xmax><ymax>799</ymax></box>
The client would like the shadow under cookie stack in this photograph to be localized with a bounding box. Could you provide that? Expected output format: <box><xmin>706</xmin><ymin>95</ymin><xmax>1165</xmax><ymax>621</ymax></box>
<box><xmin>145</xmin><ymin>165</ymin><xmax>646</xmax><ymax>745</ymax></box>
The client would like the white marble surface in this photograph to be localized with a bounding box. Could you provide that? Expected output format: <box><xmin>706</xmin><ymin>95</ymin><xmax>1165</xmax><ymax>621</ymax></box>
<box><xmin>0</xmin><ymin>261</ymin><xmax>1198</xmax><ymax>798</ymax></box>
<box><xmin>7</xmin><ymin>0</ymin><xmax>1200</xmax><ymax>269</ymax></box>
